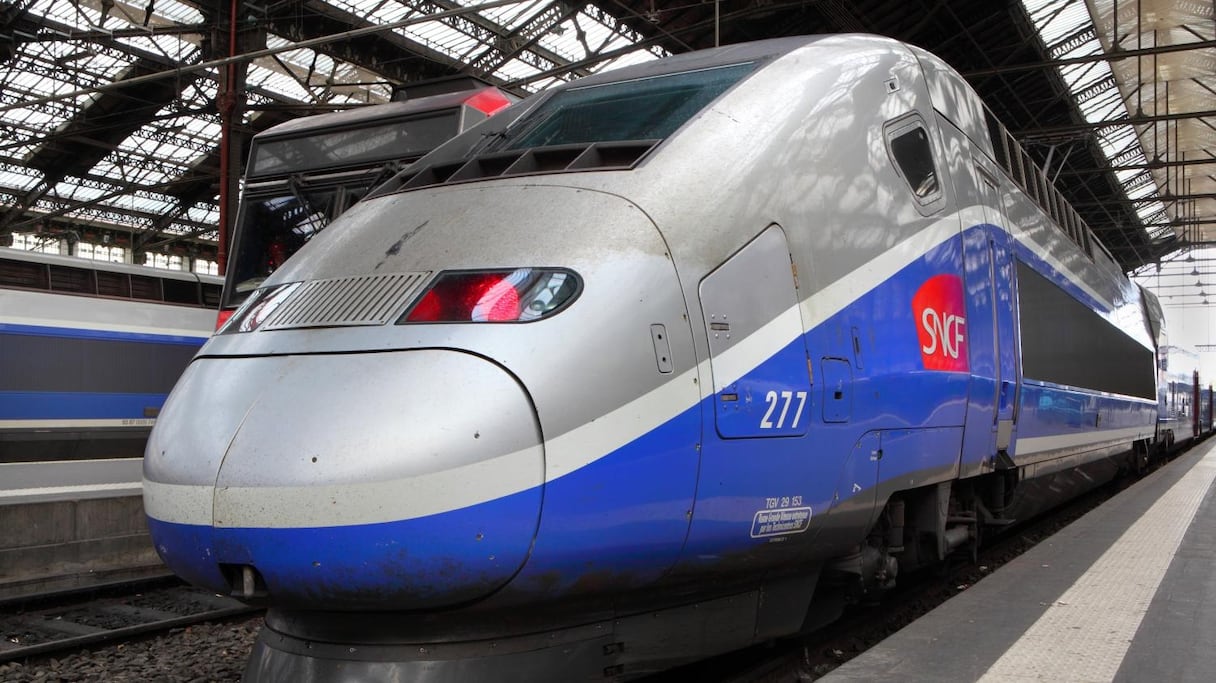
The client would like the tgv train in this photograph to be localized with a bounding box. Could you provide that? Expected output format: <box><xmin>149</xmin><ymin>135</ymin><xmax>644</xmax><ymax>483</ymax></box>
<box><xmin>143</xmin><ymin>35</ymin><xmax>1207</xmax><ymax>680</ymax></box>
<box><xmin>1154</xmin><ymin>342</ymin><xmax>1212</xmax><ymax>449</ymax></box>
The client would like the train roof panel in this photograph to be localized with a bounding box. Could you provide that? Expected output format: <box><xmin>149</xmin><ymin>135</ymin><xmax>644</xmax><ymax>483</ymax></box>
<box><xmin>256</xmin><ymin>88</ymin><xmax>514</xmax><ymax>140</ymax></box>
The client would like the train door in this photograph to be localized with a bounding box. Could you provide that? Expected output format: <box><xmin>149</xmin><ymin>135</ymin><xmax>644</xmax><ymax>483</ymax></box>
<box><xmin>958</xmin><ymin>152</ymin><xmax>1020</xmax><ymax>478</ymax></box>
<box><xmin>977</xmin><ymin>159</ymin><xmax>1016</xmax><ymax>456</ymax></box>
<box><xmin>676</xmin><ymin>224</ymin><xmax>826</xmax><ymax>574</ymax></box>
<box><xmin>701</xmin><ymin>225</ymin><xmax>813</xmax><ymax>440</ymax></box>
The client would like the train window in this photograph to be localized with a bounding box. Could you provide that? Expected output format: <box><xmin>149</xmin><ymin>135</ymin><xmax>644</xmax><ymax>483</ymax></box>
<box><xmin>163</xmin><ymin>278</ymin><xmax>201</xmax><ymax>305</ymax></box>
<box><xmin>95</xmin><ymin>270</ymin><xmax>131</xmax><ymax>298</ymax></box>
<box><xmin>48</xmin><ymin>264</ymin><xmax>95</xmax><ymax>294</ymax></box>
<box><xmin>1016</xmin><ymin>260</ymin><xmax>1155</xmax><ymax>400</ymax></box>
<box><xmin>0</xmin><ymin>256</ymin><xmax>49</xmax><ymax>289</ymax></box>
<box><xmin>884</xmin><ymin>117</ymin><xmax>943</xmax><ymax>210</ymax></box>
<box><xmin>131</xmin><ymin>274</ymin><xmax>162</xmax><ymax>301</ymax></box>
<box><xmin>496</xmin><ymin>62</ymin><xmax>757</xmax><ymax>151</ymax></box>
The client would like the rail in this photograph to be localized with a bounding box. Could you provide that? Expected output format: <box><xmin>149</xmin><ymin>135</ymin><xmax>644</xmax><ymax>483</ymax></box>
<box><xmin>0</xmin><ymin>577</ymin><xmax>259</xmax><ymax>663</ymax></box>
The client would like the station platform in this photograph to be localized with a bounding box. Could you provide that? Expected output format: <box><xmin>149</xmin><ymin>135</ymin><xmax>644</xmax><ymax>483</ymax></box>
<box><xmin>823</xmin><ymin>438</ymin><xmax>1216</xmax><ymax>683</ymax></box>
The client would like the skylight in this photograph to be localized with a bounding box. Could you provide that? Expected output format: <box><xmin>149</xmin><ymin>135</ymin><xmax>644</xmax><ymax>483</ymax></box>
<box><xmin>1022</xmin><ymin>0</ymin><xmax>1168</xmax><ymax>232</ymax></box>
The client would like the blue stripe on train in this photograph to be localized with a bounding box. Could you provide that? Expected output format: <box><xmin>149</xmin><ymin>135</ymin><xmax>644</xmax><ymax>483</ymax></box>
<box><xmin>149</xmin><ymin>484</ymin><xmax>545</xmax><ymax>610</ymax></box>
<box><xmin>148</xmin><ymin>403</ymin><xmax>702</xmax><ymax>607</ymax></box>
<box><xmin>0</xmin><ymin>391</ymin><xmax>168</xmax><ymax>419</ymax></box>
<box><xmin>0</xmin><ymin>322</ymin><xmax>208</xmax><ymax>346</ymax></box>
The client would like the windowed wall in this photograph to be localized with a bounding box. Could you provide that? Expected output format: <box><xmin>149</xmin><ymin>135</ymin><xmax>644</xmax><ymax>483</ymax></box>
<box><xmin>10</xmin><ymin>232</ymin><xmax>66</xmax><ymax>255</ymax></box>
<box><xmin>7</xmin><ymin>232</ymin><xmax>217</xmax><ymax>274</ymax></box>
<box><xmin>193</xmin><ymin>259</ymin><xmax>219</xmax><ymax>276</ymax></box>
<box><xmin>77</xmin><ymin>242</ymin><xmax>127</xmax><ymax>263</ymax></box>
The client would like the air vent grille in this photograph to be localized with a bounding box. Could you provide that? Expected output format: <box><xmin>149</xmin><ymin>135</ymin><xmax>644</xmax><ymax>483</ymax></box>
<box><xmin>394</xmin><ymin>140</ymin><xmax>660</xmax><ymax>191</ymax></box>
<box><xmin>262</xmin><ymin>272</ymin><xmax>430</xmax><ymax>330</ymax></box>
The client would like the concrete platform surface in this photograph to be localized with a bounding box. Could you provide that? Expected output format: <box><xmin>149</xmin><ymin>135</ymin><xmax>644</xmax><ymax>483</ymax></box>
<box><xmin>823</xmin><ymin>439</ymin><xmax>1216</xmax><ymax>683</ymax></box>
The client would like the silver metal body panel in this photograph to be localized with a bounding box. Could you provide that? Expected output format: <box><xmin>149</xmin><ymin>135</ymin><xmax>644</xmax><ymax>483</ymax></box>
<box><xmin>145</xmin><ymin>351</ymin><xmax>543</xmax><ymax>527</ymax></box>
<box><xmin>198</xmin><ymin>184</ymin><xmax>698</xmax><ymax>455</ymax></box>
<box><xmin>0</xmin><ymin>458</ymin><xmax>142</xmax><ymax>504</ymax></box>
<box><xmin>0</xmin><ymin>287</ymin><xmax>215</xmax><ymax>340</ymax></box>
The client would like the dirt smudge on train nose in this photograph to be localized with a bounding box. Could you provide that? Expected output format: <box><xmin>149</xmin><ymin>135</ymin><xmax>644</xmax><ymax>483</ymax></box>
<box><xmin>376</xmin><ymin>220</ymin><xmax>429</xmax><ymax>269</ymax></box>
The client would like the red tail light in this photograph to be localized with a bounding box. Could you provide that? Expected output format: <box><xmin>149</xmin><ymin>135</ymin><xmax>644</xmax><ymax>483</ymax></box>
<box><xmin>464</xmin><ymin>88</ymin><xmax>514</xmax><ymax>116</ymax></box>
<box><xmin>401</xmin><ymin>269</ymin><xmax>579</xmax><ymax>324</ymax></box>
<box><xmin>215</xmin><ymin>308</ymin><xmax>235</xmax><ymax>331</ymax></box>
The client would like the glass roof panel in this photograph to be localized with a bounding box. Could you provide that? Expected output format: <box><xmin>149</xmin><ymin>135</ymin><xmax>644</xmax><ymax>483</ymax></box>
<box><xmin>84</xmin><ymin>78</ymin><xmax>219</xmax><ymax>193</ymax></box>
<box><xmin>1022</xmin><ymin>0</ymin><xmax>1167</xmax><ymax>236</ymax></box>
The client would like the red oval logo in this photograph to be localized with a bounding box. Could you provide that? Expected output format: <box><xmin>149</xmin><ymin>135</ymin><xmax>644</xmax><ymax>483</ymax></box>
<box><xmin>913</xmin><ymin>274</ymin><xmax>968</xmax><ymax>372</ymax></box>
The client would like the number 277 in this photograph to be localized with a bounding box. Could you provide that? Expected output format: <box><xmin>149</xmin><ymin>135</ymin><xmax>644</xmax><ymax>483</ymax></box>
<box><xmin>761</xmin><ymin>390</ymin><xmax>808</xmax><ymax>429</ymax></box>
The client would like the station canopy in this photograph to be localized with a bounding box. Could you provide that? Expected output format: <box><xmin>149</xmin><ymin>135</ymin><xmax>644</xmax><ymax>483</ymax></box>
<box><xmin>0</xmin><ymin>0</ymin><xmax>1210</xmax><ymax>301</ymax></box>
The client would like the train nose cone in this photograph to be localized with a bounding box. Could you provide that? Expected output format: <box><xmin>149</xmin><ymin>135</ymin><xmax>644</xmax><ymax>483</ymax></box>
<box><xmin>148</xmin><ymin>350</ymin><xmax>543</xmax><ymax>610</ymax></box>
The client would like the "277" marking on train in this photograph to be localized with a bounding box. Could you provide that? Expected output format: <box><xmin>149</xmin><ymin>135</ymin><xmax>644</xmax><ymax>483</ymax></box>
<box><xmin>760</xmin><ymin>390</ymin><xmax>808</xmax><ymax>429</ymax></box>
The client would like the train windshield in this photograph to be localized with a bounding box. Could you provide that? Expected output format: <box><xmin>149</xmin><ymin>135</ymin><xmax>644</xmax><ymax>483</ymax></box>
<box><xmin>248</xmin><ymin>112</ymin><xmax>461</xmax><ymax>179</ymax></box>
<box><xmin>498</xmin><ymin>62</ymin><xmax>757</xmax><ymax>150</ymax></box>
<box><xmin>228</xmin><ymin>185</ymin><xmax>364</xmax><ymax>296</ymax></box>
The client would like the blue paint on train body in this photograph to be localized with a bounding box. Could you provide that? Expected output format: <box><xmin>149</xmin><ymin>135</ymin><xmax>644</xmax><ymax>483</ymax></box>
<box><xmin>0</xmin><ymin>322</ymin><xmax>208</xmax><ymax>346</ymax></box>
<box><xmin>0</xmin><ymin>391</ymin><xmax>173</xmax><ymax>420</ymax></box>
<box><xmin>210</xmin><ymin>485</ymin><xmax>542</xmax><ymax>610</ymax></box>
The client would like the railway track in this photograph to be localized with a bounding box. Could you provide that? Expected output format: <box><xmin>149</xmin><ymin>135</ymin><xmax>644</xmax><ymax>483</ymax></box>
<box><xmin>0</xmin><ymin>577</ymin><xmax>259</xmax><ymax>664</ymax></box>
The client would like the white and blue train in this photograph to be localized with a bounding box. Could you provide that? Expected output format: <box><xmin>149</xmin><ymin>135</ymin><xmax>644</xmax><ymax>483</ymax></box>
<box><xmin>1</xmin><ymin>247</ymin><xmax>218</xmax><ymax>477</ymax></box>
<box><xmin>143</xmin><ymin>35</ymin><xmax>1206</xmax><ymax>680</ymax></box>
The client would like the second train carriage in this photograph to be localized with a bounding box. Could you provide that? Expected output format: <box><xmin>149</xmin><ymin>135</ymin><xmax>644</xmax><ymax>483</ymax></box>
<box><xmin>219</xmin><ymin>83</ymin><xmax>514</xmax><ymax>326</ymax></box>
<box><xmin>144</xmin><ymin>34</ymin><xmax>1200</xmax><ymax>679</ymax></box>
<box><xmin>0</xmin><ymin>247</ymin><xmax>220</xmax><ymax>464</ymax></box>
<box><xmin>1157</xmin><ymin>344</ymin><xmax>1203</xmax><ymax>449</ymax></box>
<box><xmin>0</xmin><ymin>247</ymin><xmax>220</xmax><ymax>597</ymax></box>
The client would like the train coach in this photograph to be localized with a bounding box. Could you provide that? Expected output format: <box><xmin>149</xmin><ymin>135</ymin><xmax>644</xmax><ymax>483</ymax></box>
<box><xmin>0</xmin><ymin>247</ymin><xmax>219</xmax><ymax>596</ymax></box>
<box><xmin>145</xmin><ymin>34</ymin><xmax>1189</xmax><ymax>680</ymax></box>
<box><xmin>0</xmin><ymin>248</ymin><xmax>220</xmax><ymax>461</ymax></box>
<box><xmin>1154</xmin><ymin>342</ymin><xmax>1210</xmax><ymax>452</ymax></box>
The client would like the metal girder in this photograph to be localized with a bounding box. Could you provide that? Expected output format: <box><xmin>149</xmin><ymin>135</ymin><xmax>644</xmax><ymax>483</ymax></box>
<box><xmin>262</xmin><ymin>0</ymin><xmax>471</xmax><ymax>86</ymax></box>
<box><xmin>415</xmin><ymin>0</ymin><xmax>575</xmax><ymax>77</ymax></box>
<box><xmin>1017</xmin><ymin>109</ymin><xmax>1216</xmax><ymax>137</ymax></box>
<box><xmin>1072</xmin><ymin>192</ymin><xmax>1216</xmax><ymax>207</ymax></box>
<box><xmin>1093</xmin><ymin>220</ymin><xmax>1216</xmax><ymax>233</ymax></box>
<box><xmin>1047</xmin><ymin>25</ymin><xmax>1098</xmax><ymax>55</ymax></box>
<box><xmin>21</xmin><ymin>23</ymin><xmax>208</xmax><ymax>42</ymax></box>
<box><xmin>463</xmin><ymin>1</ymin><xmax>587</xmax><ymax>78</ymax></box>
<box><xmin>4</xmin><ymin>175</ymin><xmax>191</xmax><ymax>232</ymax></box>
<box><xmin>1072</xmin><ymin>74</ymin><xmax>1117</xmax><ymax>105</ymax></box>
<box><xmin>963</xmin><ymin>39</ymin><xmax>1216</xmax><ymax>77</ymax></box>
<box><xmin>1056</xmin><ymin>156</ymin><xmax>1216</xmax><ymax>175</ymax></box>
<box><xmin>22</xmin><ymin>195</ymin><xmax>213</xmax><ymax>232</ymax></box>
<box><xmin>0</xmin><ymin>106</ymin><xmax>213</xmax><ymax>155</ymax></box>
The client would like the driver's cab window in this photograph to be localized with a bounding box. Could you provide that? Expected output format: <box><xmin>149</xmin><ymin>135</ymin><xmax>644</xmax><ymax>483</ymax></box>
<box><xmin>884</xmin><ymin>115</ymin><xmax>943</xmax><ymax>213</ymax></box>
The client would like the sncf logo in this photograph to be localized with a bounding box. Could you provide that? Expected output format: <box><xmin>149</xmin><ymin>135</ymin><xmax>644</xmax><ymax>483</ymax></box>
<box><xmin>913</xmin><ymin>274</ymin><xmax>968</xmax><ymax>371</ymax></box>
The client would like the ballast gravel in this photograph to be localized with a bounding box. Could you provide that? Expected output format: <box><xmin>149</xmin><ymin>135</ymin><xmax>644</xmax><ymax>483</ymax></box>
<box><xmin>0</xmin><ymin>615</ymin><xmax>261</xmax><ymax>682</ymax></box>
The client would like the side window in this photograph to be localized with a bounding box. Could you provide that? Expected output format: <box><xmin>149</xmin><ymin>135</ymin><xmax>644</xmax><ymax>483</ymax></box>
<box><xmin>884</xmin><ymin>116</ymin><xmax>944</xmax><ymax>212</ymax></box>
